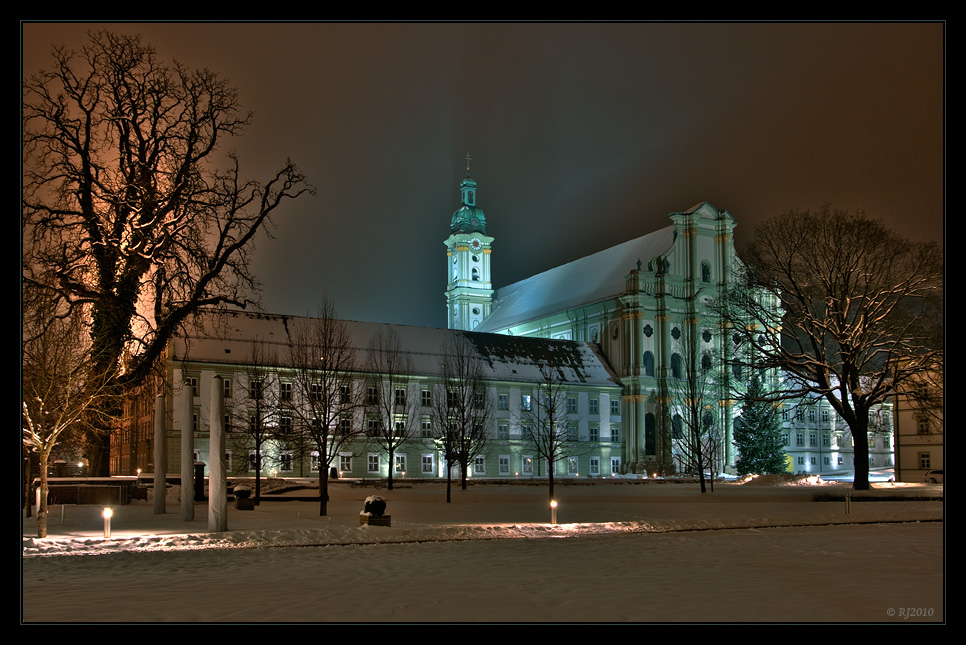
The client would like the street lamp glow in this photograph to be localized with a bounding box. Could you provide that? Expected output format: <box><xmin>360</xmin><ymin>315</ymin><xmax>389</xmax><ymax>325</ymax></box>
<box><xmin>550</xmin><ymin>499</ymin><xmax>557</xmax><ymax>525</ymax></box>
<box><xmin>102</xmin><ymin>507</ymin><xmax>113</xmax><ymax>538</ymax></box>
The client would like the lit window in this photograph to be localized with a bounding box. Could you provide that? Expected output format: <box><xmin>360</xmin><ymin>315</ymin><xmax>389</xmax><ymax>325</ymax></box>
<box><xmin>279</xmin><ymin>415</ymin><xmax>292</xmax><ymax>434</ymax></box>
<box><xmin>394</xmin><ymin>454</ymin><xmax>407</xmax><ymax>474</ymax></box>
<box><xmin>522</xmin><ymin>456</ymin><xmax>533</xmax><ymax>474</ymax></box>
<box><xmin>280</xmin><ymin>452</ymin><xmax>293</xmax><ymax>472</ymax></box>
<box><xmin>522</xmin><ymin>394</ymin><xmax>532</xmax><ymax>411</ymax></box>
<box><xmin>340</xmin><ymin>454</ymin><xmax>352</xmax><ymax>473</ymax></box>
<box><xmin>310</xmin><ymin>452</ymin><xmax>321</xmax><ymax>472</ymax></box>
<box><xmin>567</xmin><ymin>457</ymin><xmax>578</xmax><ymax>474</ymax></box>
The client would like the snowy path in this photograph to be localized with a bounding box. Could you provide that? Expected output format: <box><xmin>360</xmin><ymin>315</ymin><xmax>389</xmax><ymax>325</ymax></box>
<box><xmin>21</xmin><ymin>480</ymin><xmax>944</xmax><ymax>623</ymax></box>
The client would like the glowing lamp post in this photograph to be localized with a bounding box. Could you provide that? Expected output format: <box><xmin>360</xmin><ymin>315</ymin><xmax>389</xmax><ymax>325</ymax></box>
<box><xmin>550</xmin><ymin>499</ymin><xmax>558</xmax><ymax>525</ymax></box>
<box><xmin>102</xmin><ymin>507</ymin><xmax>113</xmax><ymax>538</ymax></box>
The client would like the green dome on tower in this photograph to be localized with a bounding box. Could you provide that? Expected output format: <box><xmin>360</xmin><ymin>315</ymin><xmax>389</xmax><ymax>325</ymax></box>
<box><xmin>450</xmin><ymin>176</ymin><xmax>487</xmax><ymax>235</ymax></box>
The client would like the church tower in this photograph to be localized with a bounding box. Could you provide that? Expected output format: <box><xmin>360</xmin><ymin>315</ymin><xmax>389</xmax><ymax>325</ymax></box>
<box><xmin>445</xmin><ymin>155</ymin><xmax>494</xmax><ymax>330</ymax></box>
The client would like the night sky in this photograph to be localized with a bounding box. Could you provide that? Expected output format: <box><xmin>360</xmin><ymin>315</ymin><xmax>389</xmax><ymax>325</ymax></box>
<box><xmin>22</xmin><ymin>22</ymin><xmax>945</xmax><ymax>328</ymax></box>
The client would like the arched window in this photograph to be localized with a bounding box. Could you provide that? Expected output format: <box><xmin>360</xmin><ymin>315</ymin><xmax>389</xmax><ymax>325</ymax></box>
<box><xmin>672</xmin><ymin>414</ymin><xmax>683</xmax><ymax>439</ymax></box>
<box><xmin>702</xmin><ymin>354</ymin><xmax>712</xmax><ymax>372</ymax></box>
<box><xmin>471</xmin><ymin>267</ymin><xmax>480</xmax><ymax>281</ymax></box>
<box><xmin>645</xmin><ymin>413</ymin><xmax>656</xmax><ymax>456</ymax></box>
<box><xmin>671</xmin><ymin>353</ymin><xmax>682</xmax><ymax>379</ymax></box>
<box><xmin>643</xmin><ymin>351</ymin><xmax>655</xmax><ymax>377</ymax></box>
<box><xmin>701</xmin><ymin>261</ymin><xmax>711</xmax><ymax>283</ymax></box>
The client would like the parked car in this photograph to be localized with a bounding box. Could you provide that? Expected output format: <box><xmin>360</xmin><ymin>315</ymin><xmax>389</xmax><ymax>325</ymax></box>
<box><xmin>923</xmin><ymin>470</ymin><xmax>943</xmax><ymax>484</ymax></box>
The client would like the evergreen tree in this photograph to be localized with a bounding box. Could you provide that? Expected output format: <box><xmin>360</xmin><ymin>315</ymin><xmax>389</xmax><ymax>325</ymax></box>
<box><xmin>734</xmin><ymin>376</ymin><xmax>787</xmax><ymax>475</ymax></box>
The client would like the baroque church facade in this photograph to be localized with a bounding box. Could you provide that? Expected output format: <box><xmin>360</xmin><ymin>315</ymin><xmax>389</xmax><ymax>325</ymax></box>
<box><xmin>111</xmin><ymin>165</ymin><xmax>894</xmax><ymax>481</ymax></box>
<box><xmin>445</xmin><ymin>168</ymin><xmax>741</xmax><ymax>474</ymax></box>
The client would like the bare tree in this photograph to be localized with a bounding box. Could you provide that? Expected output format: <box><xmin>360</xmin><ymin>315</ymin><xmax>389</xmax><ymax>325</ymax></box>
<box><xmin>365</xmin><ymin>327</ymin><xmax>419</xmax><ymax>491</ymax></box>
<box><xmin>433</xmin><ymin>334</ymin><xmax>492</xmax><ymax>502</ymax></box>
<box><xmin>521</xmin><ymin>362</ymin><xmax>581</xmax><ymax>504</ymax></box>
<box><xmin>231</xmin><ymin>339</ymin><xmax>281</xmax><ymax>505</ymax></box>
<box><xmin>720</xmin><ymin>206</ymin><xmax>943</xmax><ymax>490</ymax></box>
<box><xmin>665</xmin><ymin>323</ymin><xmax>723</xmax><ymax>493</ymax></box>
<box><xmin>287</xmin><ymin>300</ymin><xmax>363</xmax><ymax>515</ymax></box>
<box><xmin>22</xmin><ymin>31</ymin><xmax>313</xmax><ymax>475</ymax></box>
<box><xmin>22</xmin><ymin>297</ymin><xmax>114</xmax><ymax>537</ymax></box>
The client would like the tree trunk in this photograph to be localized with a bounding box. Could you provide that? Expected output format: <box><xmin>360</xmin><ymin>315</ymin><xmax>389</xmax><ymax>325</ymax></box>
<box><xmin>37</xmin><ymin>450</ymin><xmax>49</xmax><ymax>538</ymax></box>
<box><xmin>387</xmin><ymin>446</ymin><xmax>395</xmax><ymax>490</ymax></box>
<box><xmin>851</xmin><ymin>414</ymin><xmax>872</xmax><ymax>490</ymax></box>
<box><xmin>23</xmin><ymin>449</ymin><xmax>32</xmax><ymax>519</ymax></box>
<box><xmin>254</xmin><ymin>448</ymin><xmax>262</xmax><ymax>505</ymax></box>
<box><xmin>318</xmin><ymin>468</ymin><xmax>329</xmax><ymax>516</ymax></box>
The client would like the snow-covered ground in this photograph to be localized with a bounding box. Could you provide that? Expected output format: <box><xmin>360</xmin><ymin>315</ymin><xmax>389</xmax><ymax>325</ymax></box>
<box><xmin>22</xmin><ymin>477</ymin><xmax>944</xmax><ymax>623</ymax></box>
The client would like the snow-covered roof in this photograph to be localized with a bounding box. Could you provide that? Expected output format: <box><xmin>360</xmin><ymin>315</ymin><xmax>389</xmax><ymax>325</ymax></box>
<box><xmin>172</xmin><ymin>310</ymin><xmax>619</xmax><ymax>387</ymax></box>
<box><xmin>475</xmin><ymin>225</ymin><xmax>675</xmax><ymax>332</ymax></box>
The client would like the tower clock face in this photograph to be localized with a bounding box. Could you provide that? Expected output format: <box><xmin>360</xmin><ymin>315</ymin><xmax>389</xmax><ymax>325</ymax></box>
<box><xmin>470</xmin><ymin>238</ymin><xmax>482</xmax><ymax>251</ymax></box>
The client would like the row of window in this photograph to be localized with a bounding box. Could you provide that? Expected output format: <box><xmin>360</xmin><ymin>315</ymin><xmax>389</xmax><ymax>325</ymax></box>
<box><xmin>231</xmin><ymin>450</ymin><xmax>625</xmax><ymax>478</ymax></box>
<box><xmin>794</xmin><ymin>455</ymin><xmax>893</xmax><ymax>467</ymax></box>
<box><xmin>222</xmin><ymin>380</ymin><xmax>623</xmax><ymax>418</ymax></box>
<box><xmin>784</xmin><ymin>431</ymin><xmax>892</xmax><ymax>449</ymax></box>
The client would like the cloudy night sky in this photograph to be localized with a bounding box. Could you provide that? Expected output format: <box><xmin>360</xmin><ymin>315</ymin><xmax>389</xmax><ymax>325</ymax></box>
<box><xmin>22</xmin><ymin>22</ymin><xmax>945</xmax><ymax>329</ymax></box>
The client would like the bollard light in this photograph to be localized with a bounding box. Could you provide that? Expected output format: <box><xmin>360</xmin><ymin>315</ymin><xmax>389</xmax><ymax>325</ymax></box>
<box><xmin>102</xmin><ymin>507</ymin><xmax>113</xmax><ymax>538</ymax></box>
<box><xmin>550</xmin><ymin>499</ymin><xmax>558</xmax><ymax>525</ymax></box>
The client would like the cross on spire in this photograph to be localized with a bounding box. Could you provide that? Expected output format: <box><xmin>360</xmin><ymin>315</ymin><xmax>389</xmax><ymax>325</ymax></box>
<box><xmin>465</xmin><ymin>152</ymin><xmax>472</xmax><ymax>176</ymax></box>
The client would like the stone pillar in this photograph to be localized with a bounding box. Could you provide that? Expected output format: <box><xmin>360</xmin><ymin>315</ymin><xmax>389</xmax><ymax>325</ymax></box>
<box><xmin>180</xmin><ymin>378</ymin><xmax>194</xmax><ymax>521</ymax></box>
<box><xmin>208</xmin><ymin>376</ymin><xmax>228</xmax><ymax>532</ymax></box>
<box><xmin>153</xmin><ymin>394</ymin><xmax>166</xmax><ymax>514</ymax></box>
